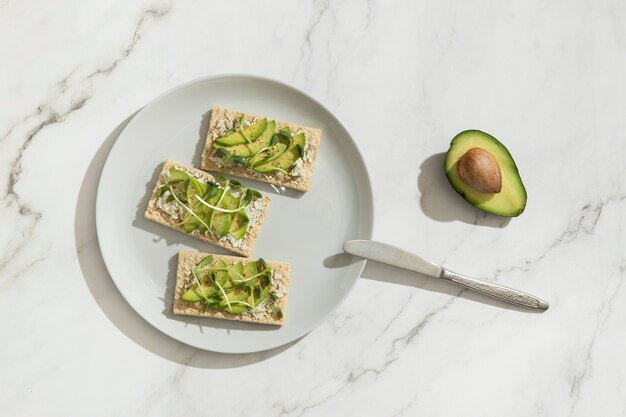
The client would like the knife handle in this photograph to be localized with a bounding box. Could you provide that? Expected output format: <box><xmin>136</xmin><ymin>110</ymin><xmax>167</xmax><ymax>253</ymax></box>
<box><xmin>441</xmin><ymin>270</ymin><xmax>549</xmax><ymax>310</ymax></box>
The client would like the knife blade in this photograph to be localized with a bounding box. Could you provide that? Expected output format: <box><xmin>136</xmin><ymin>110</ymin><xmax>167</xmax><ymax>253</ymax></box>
<box><xmin>344</xmin><ymin>240</ymin><xmax>549</xmax><ymax>311</ymax></box>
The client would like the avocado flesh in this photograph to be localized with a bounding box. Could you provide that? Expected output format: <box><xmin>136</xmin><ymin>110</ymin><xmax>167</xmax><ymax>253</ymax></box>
<box><xmin>252</xmin><ymin>141</ymin><xmax>288</xmax><ymax>166</ymax></box>
<box><xmin>209</xmin><ymin>190</ymin><xmax>235</xmax><ymax>237</ymax></box>
<box><xmin>182</xmin><ymin>286</ymin><xmax>210</xmax><ymax>302</ymax></box>
<box><xmin>254</xmin><ymin>147</ymin><xmax>300</xmax><ymax>173</ymax></box>
<box><xmin>182</xmin><ymin>258</ymin><xmax>274</xmax><ymax>313</ymax></box>
<box><xmin>215</xmin><ymin>118</ymin><xmax>268</xmax><ymax>146</ymax></box>
<box><xmin>207</xmin><ymin>188</ymin><xmax>242</xmax><ymax>238</ymax></box>
<box><xmin>444</xmin><ymin>130</ymin><xmax>526</xmax><ymax>217</ymax></box>
<box><xmin>254</xmin><ymin>133</ymin><xmax>305</xmax><ymax>173</ymax></box>
<box><xmin>214</xmin><ymin>120</ymin><xmax>276</xmax><ymax>158</ymax></box>
<box><xmin>229</xmin><ymin>211</ymin><xmax>249</xmax><ymax>239</ymax></box>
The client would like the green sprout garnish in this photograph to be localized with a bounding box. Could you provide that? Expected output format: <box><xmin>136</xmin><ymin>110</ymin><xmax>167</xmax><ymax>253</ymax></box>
<box><xmin>212</xmin><ymin>277</ymin><xmax>232</xmax><ymax>310</ymax></box>
<box><xmin>195</xmin><ymin>194</ymin><xmax>250</xmax><ymax>213</ymax></box>
<box><xmin>279</xmin><ymin>128</ymin><xmax>292</xmax><ymax>139</ymax></box>
<box><xmin>156</xmin><ymin>168</ymin><xmax>262</xmax><ymax>241</ymax></box>
<box><xmin>239</xmin><ymin>114</ymin><xmax>253</xmax><ymax>144</ymax></box>
<box><xmin>197</xmin><ymin>255</ymin><xmax>214</xmax><ymax>268</ymax></box>
<box><xmin>168</xmin><ymin>184</ymin><xmax>211</xmax><ymax>231</ymax></box>
<box><xmin>208</xmin><ymin>180</ymin><xmax>229</xmax><ymax>229</ymax></box>
<box><xmin>182</xmin><ymin>257</ymin><xmax>279</xmax><ymax>315</ymax></box>
<box><xmin>216</xmin><ymin>147</ymin><xmax>230</xmax><ymax>158</ymax></box>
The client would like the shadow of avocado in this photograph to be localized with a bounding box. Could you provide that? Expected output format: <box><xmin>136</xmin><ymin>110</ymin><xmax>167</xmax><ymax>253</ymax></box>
<box><xmin>417</xmin><ymin>153</ymin><xmax>511</xmax><ymax>228</ymax></box>
<box><xmin>75</xmin><ymin>111</ymin><xmax>296</xmax><ymax>368</ymax></box>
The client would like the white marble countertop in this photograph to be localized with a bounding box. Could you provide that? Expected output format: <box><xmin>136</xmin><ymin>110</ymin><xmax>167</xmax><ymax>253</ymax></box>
<box><xmin>2</xmin><ymin>1</ymin><xmax>625</xmax><ymax>415</ymax></box>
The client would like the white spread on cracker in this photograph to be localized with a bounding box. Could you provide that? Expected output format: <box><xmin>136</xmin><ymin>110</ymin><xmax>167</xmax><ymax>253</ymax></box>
<box><xmin>156</xmin><ymin>191</ymin><xmax>183</xmax><ymax>220</ymax></box>
<box><xmin>303</xmin><ymin>142</ymin><xmax>315</xmax><ymax>163</ymax></box>
<box><xmin>244</xmin><ymin>197</ymin><xmax>265</xmax><ymax>227</ymax></box>
<box><xmin>271</xmin><ymin>272</ymin><xmax>286</xmax><ymax>299</ymax></box>
<box><xmin>220</xmin><ymin>234</ymin><xmax>248</xmax><ymax>251</ymax></box>
<box><xmin>249</xmin><ymin>297</ymin><xmax>272</xmax><ymax>319</ymax></box>
<box><xmin>208</xmin><ymin>154</ymin><xmax>229</xmax><ymax>167</ymax></box>
<box><xmin>191</xmin><ymin>171</ymin><xmax>205</xmax><ymax>181</ymax></box>
<box><xmin>290</xmin><ymin>158</ymin><xmax>305</xmax><ymax>177</ymax></box>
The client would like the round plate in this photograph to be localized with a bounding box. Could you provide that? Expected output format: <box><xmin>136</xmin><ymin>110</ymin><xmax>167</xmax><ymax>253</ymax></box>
<box><xmin>96</xmin><ymin>75</ymin><xmax>373</xmax><ymax>353</ymax></box>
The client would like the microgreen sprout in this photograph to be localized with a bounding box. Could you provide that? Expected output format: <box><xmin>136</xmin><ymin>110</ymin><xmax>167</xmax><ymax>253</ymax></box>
<box><xmin>168</xmin><ymin>184</ymin><xmax>211</xmax><ymax>231</ymax></box>
<box><xmin>212</xmin><ymin>278</ymin><xmax>231</xmax><ymax>310</ymax></box>
<box><xmin>216</xmin><ymin>147</ymin><xmax>230</xmax><ymax>158</ymax></box>
<box><xmin>184</xmin><ymin>257</ymin><xmax>278</xmax><ymax>316</ymax></box>
<box><xmin>239</xmin><ymin>114</ymin><xmax>253</xmax><ymax>144</ymax></box>
<box><xmin>230</xmin><ymin>270</ymin><xmax>269</xmax><ymax>284</ymax></box>
<box><xmin>196</xmin><ymin>194</ymin><xmax>249</xmax><ymax>213</ymax></box>
<box><xmin>208</xmin><ymin>180</ymin><xmax>229</xmax><ymax>229</ymax></box>
<box><xmin>279</xmin><ymin>128</ymin><xmax>292</xmax><ymax>139</ymax></box>
<box><xmin>197</xmin><ymin>255</ymin><xmax>214</xmax><ymax>268</ymax></box>
<box><xmin>191</xmin><ymin>269</ymin><xmax>211</xmax><ymax>305</ymax></box>
<box><xmin>232</xmin><ymin>156</ymin><xmax>246</xmax><ymax>165</ymax></box>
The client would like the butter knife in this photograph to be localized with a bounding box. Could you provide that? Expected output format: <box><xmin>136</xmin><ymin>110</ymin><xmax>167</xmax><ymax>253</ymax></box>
<box><xmin>344</xmin><ymin>240</ymin><xmax>549</xmax><ymax>310</ymax></box>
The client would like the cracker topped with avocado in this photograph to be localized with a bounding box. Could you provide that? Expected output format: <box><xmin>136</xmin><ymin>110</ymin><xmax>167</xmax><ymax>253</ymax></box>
<box><xmin>144</xmin><ymin>159</ymin><xmax>271</xmax><ymax>257</ymax></box>
<box><xmin>201</xmin><ymin>107</ymin><xmax>322</xmax><ymax>192</ymax></box>
<box><xmin>174</xmin><ymin>252</ymin><xmax>290</xmax><ymax>326</ymax></box>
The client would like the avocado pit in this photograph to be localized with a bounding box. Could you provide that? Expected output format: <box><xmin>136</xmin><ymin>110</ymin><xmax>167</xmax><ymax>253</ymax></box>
<box><xmin>456</xmin><ymin>147</ymin><xmax>502</xmax><ymax>193</ymax></box>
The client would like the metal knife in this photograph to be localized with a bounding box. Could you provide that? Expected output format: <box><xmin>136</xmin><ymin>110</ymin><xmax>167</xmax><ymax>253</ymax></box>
<box><xmin>344</xmin><ymin>240</ymin><xmax>549</xmax><ymax>311</ymax></box>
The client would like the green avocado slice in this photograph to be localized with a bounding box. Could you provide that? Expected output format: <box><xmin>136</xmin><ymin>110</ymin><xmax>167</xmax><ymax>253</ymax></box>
<box><xmin>210</xmin><ymin>213</ymin><xmax>231</xmax><ymax>238</ymax></box>
<box><xmin>253</xmin><ymin>133</ymin><xmax>305</xmax><ymax>174</ymax></box>
<box><xmin>207</xmin><ymin>188</ymin><xmax>241</xmax><ymax>238</ymax></box>
<box><xmin>444</xmin><ymin>130</ymin><xmax>527</xmax><ymax>217</ymax></box>
<box><xmin>169</xmin><ymin>168</ymin><xmax>208</xmax><ymax>196</ymax></box>
<box><xmin>212</xmin><ymin>261</ymin><xmax>229</xmax><ymax>287</ymax></box>
<box><xmin>215</xmin><ymin>118</ymin><xmax>268</xmax><ymax>145</ymax></box>
<box><xmin>182</xmin><ymin>285</ymin><xmax>213</xmax><ymax>302</ymax></box>
<box><xmin>228</xmin><ymin>262</ymin><xmax>245</xmax><ymax>282</ymax></box>
<box><xmin>293</xmin><ymin>133</ymin><xmax>306</xmax><ymax>157</ymax></box>
<box><xmin>243</xmin><ymin>261</ymin><xmax>258</xmax><ymax>278</ymax></box>
<box><xmin>214</xmin><ymin>120</ymin><xmax>276</xmax><ymax>158</ymax></box>
<box><xmin>253</xmin><ymin>146</ymin><xmax>301</xmax><ymax>173</ymax></box>
<box><xmin>251</xmin><ymin>140</ymin><xmax>288</xmax><ymax>166</ymax></box>
<box><xmin>229</xmin><ymin>211</ymin><xmax>249</xmax><ymax>240</ymax></box>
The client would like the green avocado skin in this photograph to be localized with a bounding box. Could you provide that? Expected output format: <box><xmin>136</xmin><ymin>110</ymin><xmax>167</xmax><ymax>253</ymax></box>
<box><xmin>444</xmin><ymin>130</ymin><xmax>527</xmax><ymax>217</ymax></box>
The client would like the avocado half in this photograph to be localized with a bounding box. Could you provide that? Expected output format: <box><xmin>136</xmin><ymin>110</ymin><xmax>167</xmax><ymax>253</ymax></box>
<box><xmin>444</xmin><ymin>130</ymin><xmax>527</xmax><ymax>217</ymax></box>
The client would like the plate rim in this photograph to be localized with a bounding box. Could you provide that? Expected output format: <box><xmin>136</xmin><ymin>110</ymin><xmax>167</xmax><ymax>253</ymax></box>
<box><xmin>95</xmin><ymin>73</ymin><xmax>375</xmax><ymax>353</ymax></box>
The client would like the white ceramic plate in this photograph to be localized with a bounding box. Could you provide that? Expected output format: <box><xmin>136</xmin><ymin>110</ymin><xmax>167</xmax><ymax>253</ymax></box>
<box><xmin>96</xmin><ymin>75</ymin><xmax>373</xmax><ymax>353</ymax></box>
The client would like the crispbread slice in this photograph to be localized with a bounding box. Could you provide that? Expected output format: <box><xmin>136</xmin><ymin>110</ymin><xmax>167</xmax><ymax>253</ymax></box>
<box><xmin>201</xmin><ymin>107</ymin><xmax>322</xmax><ymax>192</ymax></box>
<box><xmin>144</xmin><ymin>159</ymin><xmax>270</xmax><ymax>257</ymax></box>
<box><xmin>173</xmin><ymin>252</ymin><xmax>290</xmax><ymax>326</ymax></box>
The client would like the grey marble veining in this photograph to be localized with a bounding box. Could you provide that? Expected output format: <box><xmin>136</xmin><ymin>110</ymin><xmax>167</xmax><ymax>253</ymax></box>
<box><xmin>1</xmin><ymin>1</ymin><xmax>626</xmax><ymax>416</ymax></box>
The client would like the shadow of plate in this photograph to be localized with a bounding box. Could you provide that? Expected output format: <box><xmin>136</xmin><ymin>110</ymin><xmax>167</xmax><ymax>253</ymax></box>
<box><xmin>74</xmin><ymin>111</ymin><xmax>297</xmax><ymax>368</ymax></box>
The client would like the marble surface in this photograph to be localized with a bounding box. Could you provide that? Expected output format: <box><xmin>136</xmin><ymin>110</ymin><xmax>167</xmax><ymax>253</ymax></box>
<box><xmin>2</xmin><ymin>0</ymin><xmax>625</xmax><ymax>415</ymax></box>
